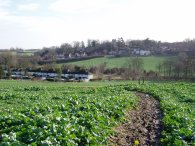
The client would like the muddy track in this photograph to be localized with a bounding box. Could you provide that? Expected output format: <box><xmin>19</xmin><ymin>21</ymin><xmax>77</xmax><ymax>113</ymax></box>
<box><xmin>109</xmin><ymin>92</ymin><xmax>163</xmax><ymax>146</ymax></box>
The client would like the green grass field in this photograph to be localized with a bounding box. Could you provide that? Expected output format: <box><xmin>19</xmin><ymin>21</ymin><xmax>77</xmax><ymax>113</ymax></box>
<box><xmin>20</xmin><ymin>52</ymin><xmax>34</xmax><ymax>56</ymax></box>
<box><xmin>60</xmin><ymin>56</ymin><xmax>175</xmax><ymax>71</ymax></box>
<box><xmin>0</xmin><ymin>50</ymin><xmax>36</xmax><ymax>56</ymax></box>
<box><xmin>17</xmin><ymin>50</ymin><xmax>38</xmax><ymax>56</ymax></box>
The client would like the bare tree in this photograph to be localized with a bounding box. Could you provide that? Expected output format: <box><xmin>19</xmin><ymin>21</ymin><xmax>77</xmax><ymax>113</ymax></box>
<box><xmin>173</xmin><ymin>61</ymin><xmax>184</xmax><ymax>78</ymax></box>
<box><xmin>162</xmin><ymin>60</ymin><xmax>174</xmax><ymax>77</ymax></box>
<box><xmin>55</xmin><ymin>67</ymin><xmax>62</xmax><ymax>79</ymax></box>
<box><xmin>123</xmin><ymin>57</ymin><xmax>144</xmax><ymax>80</ymax></box>
<box><xmin>156</xmin><ymin>63</ymin><xmax>163</xmax><ymax>74</ymax></box>
<box><xmin>94</xmin><ymin>62</ymin><xmax>107</xmax><ymax>79</ymax></box>
<box><xmin>131</xmin><ymin>57</ymin><xmax>144</xmax><ymax>73</ymax></box>
<box><xmin>0</xmin><ymin>65</ymin><xmax>4</xmax><ymax>79</ymax></box>
<box><xmin>0</xmin><ymin>51</ymin><xmax>17</xmax><ymax>70</ymax></box>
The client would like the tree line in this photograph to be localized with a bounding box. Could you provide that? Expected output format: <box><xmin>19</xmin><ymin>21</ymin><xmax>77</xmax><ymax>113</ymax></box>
<box><xmin>0</xmin><ymin>38</ymin><xmax>195</xmax><ymax>80</ymax></box>
<box><xmin>34</xmin><ymin>38</ymin><xmax>195</xmax><ymax>61</ymax></box>
<box><xmin>0</xmin><ymin>51</ymin><xmax>195</xmax><ymax>80</ymax></box>
<box><xmin>156</xmin><ymin>52</ymin><xmax>195</xmax><ymax>80</ymax></box>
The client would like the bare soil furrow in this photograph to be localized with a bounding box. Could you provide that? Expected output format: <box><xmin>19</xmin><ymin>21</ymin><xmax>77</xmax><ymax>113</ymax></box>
<box><xmin>109</xmin><ymin>92</ymin><xmax>163</xmax><ymax>146</ymax></box>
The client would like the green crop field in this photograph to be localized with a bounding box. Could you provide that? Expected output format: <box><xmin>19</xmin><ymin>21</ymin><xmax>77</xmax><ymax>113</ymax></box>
<box><xmin>59</xmin><ymin>56</ymin><xmax>175</xmax><ymax>71</ymax></box>
<box><xmin>0</xmin><ymin>80</ymin><xmax>194</xmax><ymax>145</ymax></box>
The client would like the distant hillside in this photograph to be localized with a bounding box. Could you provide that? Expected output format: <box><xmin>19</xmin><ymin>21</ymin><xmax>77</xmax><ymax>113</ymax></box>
<box><xmin>34</xmin><ymin>38</ymin><xmax>195</xmax><ymax>63</ymax></box>
<box><xmin>58</xmin><ymin>56</ymin><xmax>176</xmax><ymax>71</ymax></box>
<box><xmin>0</xmin><ymin>49</ymin><xmax>38</xmax><ymax>56</ymax></box>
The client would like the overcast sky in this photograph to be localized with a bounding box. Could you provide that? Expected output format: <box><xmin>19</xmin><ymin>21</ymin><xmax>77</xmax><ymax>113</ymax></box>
<box><xmin>0</xmin><ymin>0</ymin><xmax>195</xmax><ymax>49</ymax></box>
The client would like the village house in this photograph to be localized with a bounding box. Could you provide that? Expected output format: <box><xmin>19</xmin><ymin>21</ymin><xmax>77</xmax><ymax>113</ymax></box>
<box><xmin>108</xmin><ymin>51</ymin><xmax>117</xmax><ymax>55</ymax></box>
<box><xmin>11</xmin><ymin>71</ymin><xmax>22</xmax><ymax>78</ymax></box>
<box><xmin>56</xmin><ymin>54</ymin><xmax>65</xmax><ymax>60</ymax></box>
<box><xmin>133</xmin><ymin>49</ymin><xmax>151</xmax><ymax>56</ymax></box>
<box><xmin>63</xmin><ymin>72</ymin><xmax>93</xmax><ymax>80</ymax></box>
<box><xmin>27</xmin><ymin>69</ymin><xmax>94</xmax><ymax>81</ymax></box>
<box><xmin>118</xmin><ymin>49</ymin><xmax>129</xmax><ymax>55</ymax></box>
<box><xmin>8</xmin><ymin>68</ymin><xmax>93</xmax><ymax>81</ymax></box>
<box><xmin>68</xmin><ymin>53</ymin><xmax>72</xmax><ymax>58</ymax></box>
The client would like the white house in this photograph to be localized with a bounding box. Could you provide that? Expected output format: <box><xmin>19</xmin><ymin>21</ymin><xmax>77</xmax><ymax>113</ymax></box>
<box><xmin>63</xmin><ymin>72</ymin><xmax>93</xmax><ymax>80</ymax></box>
<box><xmin>56</xmin><ymin>54</ymin><xmax>65</xmax><ymax>60</ymax></box>
<box><xmin>28</xmin><ymin>71</ymin><xmax>58</xmax><ymax>77</ymax></box>
<box><xmin>68</xmin><ymin>53</ymin><xmax>72</xmax><ymax>58</ymax></box>
<box><xmin>28</xmin><ymin>70</ymin><xmax>93</xmax><ymax>80</ymax></box>
<box><xmin>134</xmin><ymin>50</ymin><xmax>151</xmax><ymax>56</ymax></box>
<box><xmin>108</xmin><ymin>51</ymin><xmax>117</xmax><ymax>55</ymax></box>
<box><xmin>75</xmin><ymin>73</ymin><xmax>93</xmax><ymax>80</ymax></box>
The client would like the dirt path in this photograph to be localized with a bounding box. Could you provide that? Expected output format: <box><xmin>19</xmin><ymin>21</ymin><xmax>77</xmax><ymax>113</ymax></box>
<box><xmin>109</xmin><ymin>92</ymin><xmax>163</xmax><ymax>146</ymax></box>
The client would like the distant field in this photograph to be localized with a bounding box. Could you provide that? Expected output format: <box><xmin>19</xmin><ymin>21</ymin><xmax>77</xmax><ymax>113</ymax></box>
<box><xmin>0</xmin><ymin>50</ymin><xmax>37</xmax><ymax>56</ymax></box>
<box><xmin>18</xmin><ymin>50</ymin><xmax>38</xmax><ymax>56</ymax></box>
<box><xmin>59</xmin><ymin>56</ymin><xmax>175</xmax><ymax>71</ymax></box>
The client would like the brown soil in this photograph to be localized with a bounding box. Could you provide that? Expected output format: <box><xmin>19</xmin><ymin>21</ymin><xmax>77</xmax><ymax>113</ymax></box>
<box><xmin>109</xmin><ymin>92</ymin><xmax>163</xmax><ymax>146</ymax></box>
